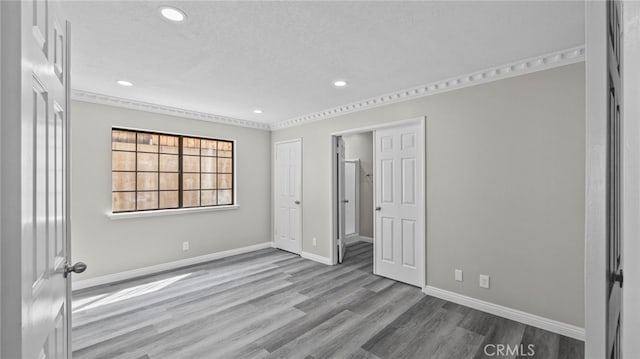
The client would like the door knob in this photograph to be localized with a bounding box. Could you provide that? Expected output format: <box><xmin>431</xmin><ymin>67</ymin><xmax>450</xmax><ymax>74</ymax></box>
<box><xmin>613</xmin><ymin>269</ymin><xmax>623</xmax><ymax>288</ymax></box>
<box><xmin>342</xmin><ymin>200</ymin><xmax>349</xmax><ymax>203</ymax></box>
<box><xmin>375</xmin><ymin>206</ymin><xmax>381</xmax><ymax>211</ymax></box>
<box><xmin>294</xmin><ymin>201</ymin><xmax>301</xmax><ymax>205</ymax></box>
<box><xmin>64</xmin><ymin>262</ymin><xmax>87</xmax><ymax>278</ymax></box>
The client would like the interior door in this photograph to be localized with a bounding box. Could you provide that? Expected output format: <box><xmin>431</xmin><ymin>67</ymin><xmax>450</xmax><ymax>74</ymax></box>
<box><xmin>9</xmin><ymin>1</ymin><xmax>78</xmax><ymax>358</ymax></box>
<box><xmin>607</xmin><ymin>1</ymin><xmax>623</xmax><ymax>358</ymax></box>
<box><xmin>344</xmin><ymin>160</ymin><xmax>359</xmax><ymax>239</ymax></box>
<box><xmin>337</xmin><ymin>137</ymin><xmax>347</xmax><ymax>263</ymax></box>
<box><xmin>274</xmin><ymin>140</ymin><xmax>302</xmax><ymax>254</ymax></box>
<box><xmin>374</xmin><ymin>122</ymin><xmax>424</xmax><ymax>287</ymax></box>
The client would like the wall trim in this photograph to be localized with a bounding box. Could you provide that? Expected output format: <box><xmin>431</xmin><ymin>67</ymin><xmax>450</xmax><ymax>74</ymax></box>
<box><xmin>72</xmin><ymin>46</ymin><xmax>584</xmax><ymax>133</ymax></box>
<box><xmin>271</xmin><ymin>46</ymin><xmax>585</xmax><ymax>130</ymax></box>
<box><xmin>358</xmin><ymin>236</ymin><xmax>373</xmax><ymax>244</ymax></box>
<box><xmin>300</xmin><ymin>251</ymin><xmax>333</xmax><ymax>266</ymax></box>
<box><xmin>423</xmin><ymin>286</ymin><xmax>585</xmax><ymax>341</ymax></box>
<box><xmin>344</xmin><ymin>234</ymin><xmax>360</xmax><ymax>245</ymax></box>
<box><xmin>72</xmin><ymin>242</ymin><xmax>273</xmax><ymax>291</ymax></box>
<box><xmin>71</xmin><ymin>89</ymin><xmax>270</xmax><ymax>131</ymax></box>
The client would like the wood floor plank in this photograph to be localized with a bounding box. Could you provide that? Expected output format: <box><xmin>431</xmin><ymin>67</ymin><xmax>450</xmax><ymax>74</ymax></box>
<box><xmin>72</xmin><ymin>243</ymin><xmax>584</xmax><ymax>359</ymax></box>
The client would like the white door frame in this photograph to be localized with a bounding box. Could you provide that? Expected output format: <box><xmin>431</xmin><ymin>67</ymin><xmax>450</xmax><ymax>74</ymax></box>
<box><xmin>272</xmin><ymin>138</ymin><xmax>303</xmax><ymax>254</ymax></box>
<box><xmin>330</xmin><ymin>117</ymin><xmax>426</xmax><ymax>289</ymax></box>
<box><xmin>0</xmin><ymin>2</ymin><xmax>22</xmax><ymax>356</ymax></box>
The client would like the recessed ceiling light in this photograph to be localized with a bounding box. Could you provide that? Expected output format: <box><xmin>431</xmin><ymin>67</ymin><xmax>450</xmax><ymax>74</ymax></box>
<box><xmin>116</xmin><ymin>80</ymin><xmax>133</xmax><ymax>87</ymax></box>
<box><xmin>334</xmin><ymin>80</ymin><xmax>348</xmax><ymax>87</ymax></box>
<box><xmin>159</xmin><ymin>6</ymin><xmax>186</xmax><ymax>22</ymax></box>
<box><xmin>253</xmin><ymin>109</ymin><xmax>263</xmax><ymax>114</ymax></box>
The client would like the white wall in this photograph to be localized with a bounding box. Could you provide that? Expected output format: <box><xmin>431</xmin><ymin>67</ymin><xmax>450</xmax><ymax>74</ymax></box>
<box><xmin>70</xmin><ymin>101</ymin><xmax>271</xmax><ymax>281</ymax></box>
<box><xmin>343</xmin><ymin>132</ymin><xmax>373</xmax><ymax>238</ymax></box>
<box><xmin>272</xmin><ymin>63</ymin><xmax>585</xmax><ymax>327</ymax></box>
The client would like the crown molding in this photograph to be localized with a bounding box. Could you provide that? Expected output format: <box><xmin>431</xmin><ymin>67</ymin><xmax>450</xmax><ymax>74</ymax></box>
<box><xmin>71</xmin><ymin>90</ymin><xmax>271</xmax><ymax>131</ymax></box>
<box><xmin>270</xmin><ymin>45</ymin><xmax>585</xmax><ymax>130</ymax></box>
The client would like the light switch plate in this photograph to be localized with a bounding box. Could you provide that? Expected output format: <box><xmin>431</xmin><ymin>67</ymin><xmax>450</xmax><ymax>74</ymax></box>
<box><xmin>455</xmin><ymin>269</ymin><xmax>463</xmax><ymax>282</ymax></box>
<box><xmin>479</xmin><ymin>274</ymin><xmax>490</xmax><ymax>289</ymax></box>
<box><xmin>182</xmin><ymin>241</ymin><xmax>190</xmax><ymax>251</ymax></box>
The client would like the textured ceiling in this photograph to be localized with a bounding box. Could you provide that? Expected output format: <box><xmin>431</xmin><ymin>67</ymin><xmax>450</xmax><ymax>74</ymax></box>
<box><xmin>61</xmin><ymin>1</ymin><xmax>585</xmax><ymax>125</ymax></box>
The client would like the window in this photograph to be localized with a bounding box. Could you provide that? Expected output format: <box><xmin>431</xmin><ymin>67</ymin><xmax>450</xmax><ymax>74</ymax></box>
<box><xmin>111</xmin><ymin>129</ymin><xmax>234</xmax><ymax>213</ymax></box>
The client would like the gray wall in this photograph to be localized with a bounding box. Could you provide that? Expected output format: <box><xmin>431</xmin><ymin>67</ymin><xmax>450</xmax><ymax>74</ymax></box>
<box><xmin>343</xmin><ymin>132</ymin><xmax>374</xmax><ymax>238</ymax></box>
<box><xmin>271</xmin><ymin>63</ymin><xmax>585</xmax><ymax>326</ymax></box>
<box><xmin>70</xmin><ymin>101</ymin><xmax>271</xmax><ymax>280</ymax></box>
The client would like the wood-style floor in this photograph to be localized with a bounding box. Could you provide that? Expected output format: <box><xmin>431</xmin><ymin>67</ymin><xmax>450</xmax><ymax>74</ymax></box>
<box><xmin>72</xmin><ymin>242</ymin><xmax>584</xmax><ymax>359</ymax></box>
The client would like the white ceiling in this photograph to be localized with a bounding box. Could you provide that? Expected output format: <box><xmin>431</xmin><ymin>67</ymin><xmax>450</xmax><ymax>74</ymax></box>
<box><xmin>61</xmin><ymin>1</ymin><xmax>585</xmax><ymax>125</ymax></box>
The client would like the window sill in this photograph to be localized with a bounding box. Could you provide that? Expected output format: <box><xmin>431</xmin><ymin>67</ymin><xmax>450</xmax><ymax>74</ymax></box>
<box><xmin>107</xmin><ymin>205</ymin><xmax>240</xmax><ymax>220</ymax></box>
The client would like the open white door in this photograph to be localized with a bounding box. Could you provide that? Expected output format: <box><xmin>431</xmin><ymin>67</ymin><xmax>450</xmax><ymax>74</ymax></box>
<box><xmin>374</xmin><ymin>121</ymin><xmax>425</xmax><ymax>287</ymax></box>
<box><xmin>344</xmin><ymin>160</ymin><xmax>360</xmax><ymax>239</ymax></box>
<box><xmin>0</xmin><ymin>1</ymin><xmax>82</xmax><ymax>358</ymax></box>
<box><xmin>274</xmin><ymin>139</ymin><xmax>302</xmax><ymax>254</ymax></box>
<box><xmin>336</xmin><ymin>137</ymin><xmax>347</xmax><ymax>263</ymax></box>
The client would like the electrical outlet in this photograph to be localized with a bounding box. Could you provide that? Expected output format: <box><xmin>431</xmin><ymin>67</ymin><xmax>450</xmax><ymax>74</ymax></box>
<box><xmin>312</xmin><ymin>238</ymin><xmax>317</xmax><ymax>247</ymax></box>
<box><xmin>182</xmin><ymin>241</ymin><xmax>190</xmax><ymax>251</ymax></box>
<box><xmin>479</xmin><ymin>274</ymin><xmax>490</xmax><ymax>289</ymax></box>
<box><xmin>455</xmin><ymin>269</ymin><xmax>463</xmax><ymax>282</ymax></box>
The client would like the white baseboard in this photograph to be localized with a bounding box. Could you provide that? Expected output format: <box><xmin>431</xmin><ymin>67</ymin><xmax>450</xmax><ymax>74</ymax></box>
<box><xmin>72</xmin><ymin>242</ymin><xmax>273</xmax><ymax>291</ymax></box>
<box><xmin>344</xmin><ymin>235</ymin><xmax>360</xmax><ymax>245</ymax></box>
<box><xmin>300</xmin><ymin>251</ymin><xmax>333</xmax><ymax>265</ymax></box>
<box><xmin>422</xmin><ymin>286</ymin><xmax>585</xmax><ymax>341</ymax></box>
<box><xmin>358</xmin><ymin>236</ymin><xmax>373</xmax><ymax>243</ymax></box>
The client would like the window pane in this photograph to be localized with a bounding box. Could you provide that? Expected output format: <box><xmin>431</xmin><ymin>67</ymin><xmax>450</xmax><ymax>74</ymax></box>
<box><xmin>113</xmin><ymin>192</ymin><xmax>135</xmax><ymax>212</ymax></box>
<box><xmin>137</xmin><ymin>153</ymin><xmax>158</xmax><ymax>172</ymax></box>
<box><xmin>112</xmin><ymin>129</ymin><xmax>234</xmax><ymax>212</ymax></box>
<box><xmin>182</xmin><ymin>137</ymin><xmax>200</xmax><ymax>156</ymax></box>
<box><xmin>218</xmin><ymin>190</ymin><xmax>232</xmax><ymax>205</ymax></box>
<box><xmin>201</xmin><ymin>157</ymin><xmax>216</xmax><ymax>173</ymax></box>
<box><xmin>137</xmin><ymin>133</ymin><xmax>159</xmax><ymax>153</ymax></box>
<box><xmin>218</xmin><ymin>141</ymin><xmax>232</xmax><ymax>151</ymax></box>
<box><xmin>137</xmin><ymin>192</ymin><xmax>158</xmax><ymax>210</ymax></box>
<box><xmin>201</xmin><ymin>190</ymin><xmax>216</xmax><ymax>206</ymax></box>
<box><xmin>159</xmin><ymin>135</ymin><xmax>179</xmax><ymax>154</ymax></box>
<box><xmin>159</xmin><ymin>191</ymin><xmax>179</xmax><ymax>209</ymax></box>
<box><xmin>183</xmin><ymin>173</ymin><xmax>200</xmax><ymax>190</ymax></box>
<box><xmin>183</xmin><ymin>190</ymin><xmax>200</xmax><ymax>207</ymax></box>
<box><xmin>201</xmin><ymin>139</ymin><xmax>217</xmax><ymax>156</ymax></box>
<box><xmin>160</xmin><ymin>173</ymin><xmax>179</xmax><ymax>191</ymax></box>
<box><xmin>112</xmin><ymin>130</ymin><xmax>136</xmax><ymax>151</ymax></box>
<box><xmin>112</xmin><ymin>172</ymin><xmax>135</xmax><ymax>191</ymax></box>
<box><xmin>183</xmin><ymin>155</ymin><xmax>200</xmax><ymax>173</ymax></box>
<box><xmin>218</xmin><ymin>158</ymin><xmax>232</xmax><ymax>173</ymax></box>
<box><xmin>201</xmin><ymin>174</ymin><xmax>216</xmax><ymax>190</ymax></box>
<box><xmin>112</xmin><ymin>151</ymin><xmax>135</xmax><ymax>171</ymax></box>
<box><xmin>218</xmin><ymin>141</ymin><xmax>232</xmax><ymax>158</ymax></box>
<box><xmin>160</xmin><ymin>154</ymin><xmax>179</xmax><ymax>172</ymax></box>
<box><xmin>218</xmin><ymin>174</ymin><xmax>232</xmax><ymax>189</ymax></box>
<box><xmin>137</xmin><ymin>172</ymin><xmax>158</xmax><ymax>191</ymax></box>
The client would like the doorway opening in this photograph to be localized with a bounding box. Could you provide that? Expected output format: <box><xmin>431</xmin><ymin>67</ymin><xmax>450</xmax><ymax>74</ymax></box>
<box><xmin>331</xmin><ymin>118</ymin><xmax>426</xmax><ymax>288</ymax></box>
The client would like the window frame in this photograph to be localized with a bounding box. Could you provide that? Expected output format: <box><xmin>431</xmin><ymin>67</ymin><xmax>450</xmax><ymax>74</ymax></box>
<box><xmin>111</xmin><ymin>127</ymin><xmax>236</xmax><ymax>214</ymax></box>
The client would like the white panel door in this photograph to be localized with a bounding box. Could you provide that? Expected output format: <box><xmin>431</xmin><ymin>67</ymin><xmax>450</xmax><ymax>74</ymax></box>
<box><xmin>274</xmin><ymin>140</ymin><xmax>302</xmax><ymax>254</ymax></box>
<box><xmin>344</xmin><ymin>160</ymin><xmax>359</xmax><ymax>238</ymax></box>
<box><xmin>1</xmin><ymin>1</ymin><xmax>77</xmax><ymax>358</ymax></box>
<box><xmin>374</xmin><ymin>122</ymin><xmax>424</xmax><ymax>287</ymax></box>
